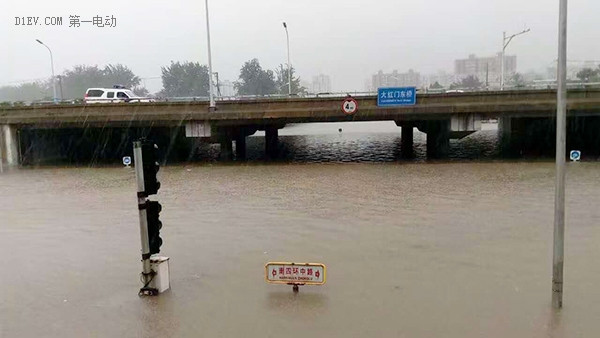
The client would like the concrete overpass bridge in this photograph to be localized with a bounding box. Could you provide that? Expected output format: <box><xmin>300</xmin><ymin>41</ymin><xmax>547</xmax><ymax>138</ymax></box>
<box><xmin>1</xmin><ymin>89</ymin><xmax>600</xmax><ymax>164</ymax></box>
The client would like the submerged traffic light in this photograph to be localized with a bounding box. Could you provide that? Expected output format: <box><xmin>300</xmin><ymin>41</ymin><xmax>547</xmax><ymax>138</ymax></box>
<box><xmin>141</xmin><ymin>141</ymin><xmax>160</xmax><ymax>196</ymax></box>
<box><xmin>146</xmin><ymin>200</ymin><xmax>163</xmax><ymax>255</ymax></box>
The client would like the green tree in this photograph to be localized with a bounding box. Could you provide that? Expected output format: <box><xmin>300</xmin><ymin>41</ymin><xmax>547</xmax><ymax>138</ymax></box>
<box><xmin>576</xmin><ymin>68</ymin><xmax>600</xmax><ymax>82</ymax></box>
<box><xmin>274</xmin><ymin>64</ymin><xmax>306</xmax><ymax>95</ymax></box>
<box><xmin>0</xmin><ymin>82</ymin><xmax>51</xmax><ymax>102</ymax></box>
<box><xmin>102</xmin><ymin>64</ymin><xmax>141</xmax><ymax>89</ymax></box>
<box><xmin>60</xmin><ymin>64</ymin><xmax>142</xmax><ymax>99</ymax></box>
<box><xmin>510</xmin><ymin>73</ymin><xmax>526</xmax><ymax>88</ymax></box>
<box><xmin>450</xmin><ymin>75</ymin><xmax>482</xmax><ymax>90</ymax></box>
<box><xmin>60</xmin><ymin>65</ymin><xmax>104</xmax><ymax>99</ymax></box>
<box><xmin>160</xmin><ymin>61</ymin><xmax>210</xmax><ymax>97</ymax></box>
<box><xmin>235</xmin><ymin>59</ymin><xmax>277</xmax><ymax>96</ymax></box>
<box><xmin>429</xmin><ymin>81</ymin><xmax>444</xmax><ymax>89</ymax></box>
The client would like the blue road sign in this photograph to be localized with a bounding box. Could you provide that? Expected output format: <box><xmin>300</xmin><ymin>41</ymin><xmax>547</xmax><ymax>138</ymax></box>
<box><xmin>570</xmin><ymin>150</ymin><xmax>581</xmax><ymax>161</ymax></box>
<box><xmin>377</xmin><ymin>87</ymin><xmax>417</xmax><ymax>106</ymax></box>
<box><xmin>123</xmin><ymin>156</ymin><xmax>132</xmax><ymax>166</ymax></box>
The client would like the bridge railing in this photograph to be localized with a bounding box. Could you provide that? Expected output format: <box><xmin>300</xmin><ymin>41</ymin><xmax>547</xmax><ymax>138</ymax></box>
<box><xmin>3</xmin><ymin>84</ymin><xmax>600</xmax><ymax>108</ymax></box>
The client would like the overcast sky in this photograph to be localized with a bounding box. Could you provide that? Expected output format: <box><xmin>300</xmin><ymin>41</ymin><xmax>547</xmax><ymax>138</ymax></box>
<box><xmin>2</xmin><ymin>0</ymin><xmax>599</xmax><ymax>92</ymax></box>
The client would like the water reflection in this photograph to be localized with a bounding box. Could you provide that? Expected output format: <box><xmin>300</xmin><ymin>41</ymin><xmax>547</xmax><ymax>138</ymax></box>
<box><xmin>199</xmin><ymin>125</ymin><xmax>501</xmax><ymax>163</ymax></box>
<box><xmin>266</xmin><ymin>291</ymin><xmax>329</xmax><ymax>318</ymax></box>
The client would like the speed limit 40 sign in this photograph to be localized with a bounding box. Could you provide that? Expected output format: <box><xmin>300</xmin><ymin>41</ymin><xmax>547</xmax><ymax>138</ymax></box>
<box><xmin>342</xmin><ymin>97</ymin><xmax>358</xmax><ymax>115</ymax></box>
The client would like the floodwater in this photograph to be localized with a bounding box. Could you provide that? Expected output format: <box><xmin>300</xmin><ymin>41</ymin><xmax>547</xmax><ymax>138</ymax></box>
<box><xmin>1</xmin><ymin>122</ymin><xmax>600</xmax><ymax>337</ymax></box>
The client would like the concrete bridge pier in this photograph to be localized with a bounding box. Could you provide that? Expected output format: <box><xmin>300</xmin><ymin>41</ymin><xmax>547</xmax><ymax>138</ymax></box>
<box><xmin>499</xmin><ymin>117</ymin><xmax>532</xmax><ymax>157</ymax></box>
<box><xmin>424</xmin><ymin>120</ymin><xmax>450</xmax><ymax>158</ymax></box>
<box><xmin>402</xmin><ymin>125</ymin><xmax>415</xmax><ymax>156</ymax></box>
<box><xmin>235</xmin><ymin>135</ymin><xmax>246</xmax><ymax>160</ymax></box>
<box><xmin>265</xmin><ymin>126</ymin><xmax>279</xmax><ymax>159</ymax></box>
<box><xmin>219</xmin><ymin>137</ymin><xmax>234</xmax><ymax>161</ymax></box>
<box><xmin>395</xmin><ymin>121</ymin><xmax>415</xmax><ymax>158</ymax></box>
<box><xmin>1</xmin><ymin>125</ymin><xmax>20</xmax><ymax>166</ymax></box>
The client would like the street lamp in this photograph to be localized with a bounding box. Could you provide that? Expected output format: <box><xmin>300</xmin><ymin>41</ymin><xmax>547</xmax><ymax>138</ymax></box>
<box><xmin>35</xmin><ymin>39</ymin><xmax>57</xmax><ymax>103</ymax></box>
<box><xmin>552</xmin><ymin>0</ymin><xmax>568</xmax><ymax>309</ymax></box>
<box><xmin>500</xmin><ymin>28</ymin><xmax>530</xmax><ymax>90</ymax></box>
<box><xmin>283</xmin><ymin>22</ymin><xmax>291</xmax><ymax>96</ymax></box>
<box><xmin>204</xmin><ymin>0</ymin><xmax>216</xmax><ymax>110</ymax></box>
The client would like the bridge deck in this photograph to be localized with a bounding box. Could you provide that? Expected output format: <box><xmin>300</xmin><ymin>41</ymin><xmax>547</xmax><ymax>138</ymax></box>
<box><xmin>1</xmin><ymin>89</ymin><xmax>600</xmax><ymax>128</ymax></box>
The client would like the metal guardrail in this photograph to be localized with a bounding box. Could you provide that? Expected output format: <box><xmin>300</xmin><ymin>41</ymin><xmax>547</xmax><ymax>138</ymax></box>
<box><xmin>2</xmin><ymin>84</ymin><xmax>600</xmax><ymax>108</ymax></box>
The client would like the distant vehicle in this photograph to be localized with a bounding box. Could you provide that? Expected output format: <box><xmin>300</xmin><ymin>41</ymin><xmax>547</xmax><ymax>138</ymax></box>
<box><xmin>84</xmin><ymin>86</ymin><xmax>155</xmax><ymax>104</ymax></box>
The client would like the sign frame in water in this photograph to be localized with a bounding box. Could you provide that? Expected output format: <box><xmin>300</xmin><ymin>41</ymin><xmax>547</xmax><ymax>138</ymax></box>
<box><xmin>265</xmin><ymin>262</ymin><xmax>326</xmax><ymax>285</ymax></box>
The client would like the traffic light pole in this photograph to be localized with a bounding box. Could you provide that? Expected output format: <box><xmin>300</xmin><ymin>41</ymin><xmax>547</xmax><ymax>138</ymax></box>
<box><xmin>133</xmin><ymin>141</ymin><xmax>153</xmax><ymax>293</ymax></box>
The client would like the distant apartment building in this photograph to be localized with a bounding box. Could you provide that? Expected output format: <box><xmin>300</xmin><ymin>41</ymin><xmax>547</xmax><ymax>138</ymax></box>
<box><xmin>454</xmin><ymin>53</ymin><xmax>516</xmax><ymax>86</ymax></box>
<box><xmin>371</xmin><ymin>69</ymin><xmax>421</xmax><ymax>90</ymax></box>
<box><xmin>421</xmin><ymin>71</ymin><xmax>456</xmax><ymax>88</ymax></box>
<box><xmin>311</xmin><ymin>74</ymin><xmax>332</xmax><ymax>93</ymax></box>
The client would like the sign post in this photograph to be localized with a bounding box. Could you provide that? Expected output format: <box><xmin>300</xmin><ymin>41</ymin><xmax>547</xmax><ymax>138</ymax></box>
<box><xmin>133</xmin><ymin>141</ymin><xmax>153</xmax><ymax>294</ymax></box>
<box><xmin>134</xmin><ymin>139</ymin><xmax>169</xmax><ymax>296</ymax></box>
<box><xmin>552</xmin><ymin>0</ymin><xmax>568</xmax><ymax>309</ymax></box>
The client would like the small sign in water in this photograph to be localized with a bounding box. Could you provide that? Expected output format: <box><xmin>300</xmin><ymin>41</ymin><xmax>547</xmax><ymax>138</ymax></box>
<box><xmin>122</xmin><ymin>156</ymin><xmax>132</xmax><ymax>167</ymax></box>
<box><xmin>570</xmin><ymin>150</ymin><xmax>581</xmax><ymax>162</ymax></box>
<box><xmin>265</xmin><ymin>262</ymin><xmax>326</xmax><ymax>286</ymax></box>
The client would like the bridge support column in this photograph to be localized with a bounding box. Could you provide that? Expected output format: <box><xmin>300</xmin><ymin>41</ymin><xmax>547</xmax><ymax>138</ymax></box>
<box><xmin>219</xmin><ymin>137</ymin><xmax>233</xmax><ymax>161</ymax></box>
<box><xmin>235</xmin><ymin>135</ymin><xmax>246</xmax><ymax>160</ymax></box>
<box><xmin>265</xmin><ymin>126</ymin><xmax>278</xmax><ymax>159</ymax></box>
<box><xmin>499</xmin><ymin>117</ymin><xmax>527</xmax><ymax>157</ymax></box>
<box><xmin>401</xmin><ymin>124</ymin><xmax>414</xmax><ymax>157</ymax></box>
<box><xmin>2</xmin><ymin>125</ymin><xmax>19</xmax><ymax>166</ymax></box>
<box><xmin>426</xmin><ymin>120</ymin><xmax>450</xmax><ymax>158</ymax></box>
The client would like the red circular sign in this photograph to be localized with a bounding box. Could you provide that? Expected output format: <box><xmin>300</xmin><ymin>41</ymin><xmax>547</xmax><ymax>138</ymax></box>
<box><xmin>341</xmin><ymin>98</ymin><xmax>358</xmax><ymax>115</ymax></box>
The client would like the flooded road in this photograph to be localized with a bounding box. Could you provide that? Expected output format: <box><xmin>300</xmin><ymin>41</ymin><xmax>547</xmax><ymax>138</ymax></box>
<box><xmin>1</xmin><ymin>124</ymin><xmax>600</xmax><ymax>337</ymax></box>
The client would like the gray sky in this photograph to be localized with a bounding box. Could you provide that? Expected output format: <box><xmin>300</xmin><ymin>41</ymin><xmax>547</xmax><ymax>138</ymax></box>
<box><xmin>2</xmin><ymin>0</ymin><xmax>599</xmax><ymax>93</ymax></box>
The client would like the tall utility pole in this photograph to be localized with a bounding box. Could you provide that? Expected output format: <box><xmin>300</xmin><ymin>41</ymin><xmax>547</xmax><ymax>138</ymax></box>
<box><xmin>35</xmin><ymin>39</ymin><xmax>57</xmax><ymax>104</ymax></box>
<box><xmin>283</xmin><ymin>22</ymin><xmax>291</xmax><ymax>96</ymax></box>
<box><xmin>501</xmin><ymin>28</ymin><xmax>530</xmax><ymax>90</ymax></box>
<box><xmin>553</xmin><ymin>0</ymin><xmax>568</xmax><ymax>309</ymax></box>
<box><xmin>205</xmin><ymin>0</ymin><xmax>216</xmax><ymax>110</ymax></box>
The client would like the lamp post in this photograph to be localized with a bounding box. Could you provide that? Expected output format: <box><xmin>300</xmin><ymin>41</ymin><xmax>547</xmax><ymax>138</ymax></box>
<box><xmin>552</xmin><ymin>0</ymin><xmax>568</xmax><ymax>309</ymax></box>
<box><xmin>501</xmin><ymin>28</ymin><xmax>530</xmax><ymax>90</ymax></box>
<box><xmin>283</xmin><ymin>22</ymin><xmax>291</xmax><ymax>96</ymax></box>
<box><xmin>204</xmin><ymin>0</ymin><xmax>216</xmax><ymax>110</ymax></box>
<box><xmin>35</xmin><ymin>39</ymin><xmax>57</xmax><ymax>103</ymax></box>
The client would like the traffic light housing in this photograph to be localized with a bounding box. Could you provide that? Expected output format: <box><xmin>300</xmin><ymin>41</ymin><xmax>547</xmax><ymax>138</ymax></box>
<box><xmin>146</xmin><ymin>201</ymin><xmax>163</xmax><ymax>255</ymax></box>
<box><xmin>141</xmin><ymin>141</ymin><xmax>160</xmax><ymax>196</ymax></box>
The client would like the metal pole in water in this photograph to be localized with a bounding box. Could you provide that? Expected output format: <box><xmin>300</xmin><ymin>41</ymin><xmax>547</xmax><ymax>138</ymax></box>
<box><xmin>134</xmin><ymin>141</ymin><xmax>152</xmax><ymax>289</ymax></box>
<box><xmin>205</xmin><ymin>0</ymin><xmax>216</xmax><ymax>110</ymax></box>
<box><xmin>0</xmin><ymin>128</ymin><xmax>4</xmax><ymax>173</ymax></box>
<box><xmin>283</xmin><ymin>22</ymin><xmax>291</xmax><ymax>96</ymax></box>
<box><xmin>552</xmin><ymin>0</ymin><xmax>568</xmax><ymax>309</ymax></box>
<box><xmin>501</xmin><ymin>31</ymin><xmax>506</xmax><ymax>91</ymax></box>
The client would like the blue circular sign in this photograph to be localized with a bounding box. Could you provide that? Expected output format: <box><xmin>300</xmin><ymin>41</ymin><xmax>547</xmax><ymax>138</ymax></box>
<box><xmin>570</xmin><ymin>150</ymin><xmax>581</xmax><ymax>161</ymax></box>
<box><xmin>122</xmin><ymin>156</ymin><xmax>132</xmax><ymax>166</ymax></box>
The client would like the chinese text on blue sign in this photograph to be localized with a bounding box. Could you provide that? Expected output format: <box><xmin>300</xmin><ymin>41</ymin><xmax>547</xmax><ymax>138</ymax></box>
<box><xmin>377</xmin><ymin>87</ymin><xmax>416</xmax><ymax>106</ymax></box>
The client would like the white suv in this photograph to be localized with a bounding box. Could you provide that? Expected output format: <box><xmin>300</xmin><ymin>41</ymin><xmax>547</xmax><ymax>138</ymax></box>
<box><xmin>84</xmin><ymin>86</ymin><xmax>155</xmax><ymax>104</ymax></box>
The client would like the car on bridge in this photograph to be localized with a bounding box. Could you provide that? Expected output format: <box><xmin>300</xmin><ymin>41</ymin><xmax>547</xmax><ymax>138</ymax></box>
<box><xmin>84</xmin><ymin>86</ymin><xmax>155</xmax><ymax>104</ymax></box>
